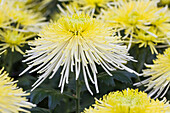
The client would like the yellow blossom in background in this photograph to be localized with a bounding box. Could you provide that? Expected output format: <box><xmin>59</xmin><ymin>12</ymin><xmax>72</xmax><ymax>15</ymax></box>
<box><xmin>0</xmin><ymin>0</ymin><xmax>47</xmax><ymax>32</ymax></box>
<box><xmin>7</xmin><ymin>9</ymin><xmax>46</xmax><ymax>32</ymax></box>
<box><xmin>133</xmin><ymin>28</ymin><xmax>165</xmax><ymax>54</ymax></box>
<box><xmin>134</xmin><ymin>48</ymin><xmax>170</xmax><ymax>99</ymax></box>
<box><xmin>73</xmin><ymin>0</ymin><xmax>110</xmax><ymax>9</ymax></box>
<box><xmin>83</xmin><ymin>88</ymin><xmax>170</xmax><ymax>113</ymax></box>
<box><xmin>0</xmin><ymin>4</ymin><xmax>11</xmax><ymax>27</ymax></box>
<box><xmin>25</xmin><ymin>0</ymin><xmax>53</xmax><ymax>15</ymax></box>
<box><xmin>0</xmin><ymin>68</ymin><xmax>36</xmax><ymax>113</ymax></box>
<box><xmin>0</xmin><ymin>28</ymin><xmax>35</xmax><ymax>54</ymax></box>
<box><xmin>52</xmin><ymin>2</ymin><xmax>80</xmax><ymax>21</ymax></box>
<box><xmin>59</xmin><ymin>0</ymin><xmax>112</xmax><ymax>14</ymax></box>
<box><xmin>56</xmin><ymin>2</ymin><xmax>79</xmax><ymax>17</ymax></box>
<box><xmin>20</xmin><ymin>13</ymin><xmax>138</xmax><ymax>95</ymax></box>
<box><xmin>102</xmin><ymin>0</ymin><xmax>170</xmax><ymax>53</ymax></box>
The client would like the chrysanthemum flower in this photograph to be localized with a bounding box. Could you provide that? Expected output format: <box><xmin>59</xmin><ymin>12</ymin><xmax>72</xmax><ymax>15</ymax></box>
<box><xmin>1</xmin><ymin>0</ymin><xmax>47</xmax><ymax>32</ymax></box>
<box><xmin>20</xmin><ymin>13</ymin><xmax>138</xmax><ymax>95</ymax></box>
<box><xmin>56</xmin><ymin>2</ymin><xmax>79</xmax><ymax>17</ymax></box>
<box><xmin>0</xmin><ymin>28</ymin><xmax>35</xmax><ymax>54</ymax></box>
<box><xmin>134</xmin><ymin>48</ymin><xmax>170</xmax><ymax>99</ymax></box>
<box><xmin>0</xmin><ymin>67</ymin><xmax>36</xmax><ymax>113</ymax></box>
<box><xmin>59</xmin><ymin>0</ymin><xmax>112</xmax><ymax>14</ymax></box>
<box><xmin>0</xmin><ymin>4</ymin><xmax>11</xmax><ymax>27</ymax></box>
<box><xmin>133</xmin><ymin>28</ymin><xmax>165</xmax><ymax>54</ymax></box>
<box><xmin>74</xmin><ymin>0</ymin><xmax>110</xmax><ymax>9</ymax></box>
<box><xmin>25</xmin><ymin>0</ymin><xmax>53</xmax><ymax>15</ymax></box>
<box><xmin>102</xmin><ymin>0</ymin><xmax>170</xmax><ymax>53</ymax></box>
<box><xmin>83</xmin><ymin>88</ymin><xmax>170</xmax><ymax>113</ymax></box>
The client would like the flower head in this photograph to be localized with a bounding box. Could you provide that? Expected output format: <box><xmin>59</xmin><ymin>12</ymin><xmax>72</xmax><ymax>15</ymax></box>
<box><xmin>20</xmin><ymin>13</ymin><xmax>138</xmax><ymax>95</ymax></box>
<box><xmin>102</xmin><ymin>0</ymin><xmax>170</xmax><ymax>53</ymax></box>
<box><xmin>59</xmin><ymin>0</ymin><xmax>111</xmax><ymax>14</ymax></box>
<box><xmin>0</xmin><ymin>28</ymin><xmax>35</xmax><ymax>54</ymax></box>
<box><xmin>0</xmin><ymin>68</ymin><xmax>35</xmax><ymax>113</ymax></box>
<box><xmin>1</xmin><ymin>0</ymin><xmax>47</xmax><ymax>32</ymax></box>
<box><xmin>83</xmin><ymin>88</ymin><xmax>170</xmax><ymax>113</ymax></box>
<box><xmin>134</xmin><ymin>48</ymin><xmax>170</xmax><ymax>99</ymax></box>
<box><xmin>133</xmin><ymin>28</ymin><xmax>165</xmax><ymax>54</ymax></box>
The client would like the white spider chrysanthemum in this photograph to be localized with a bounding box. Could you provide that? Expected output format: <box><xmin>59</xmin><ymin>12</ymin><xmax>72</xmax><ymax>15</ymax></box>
<box><xmin>20</xmin><ymin>13</ymin><xmax>139</xmax><ymax>95</ymax></box>
<box><xmin>134</xmin><ymin>48</ymin><xmax>170</xmax><ymax>99</ymax></box>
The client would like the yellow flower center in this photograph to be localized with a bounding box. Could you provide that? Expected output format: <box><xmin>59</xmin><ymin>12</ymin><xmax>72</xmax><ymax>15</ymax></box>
<box><xmin>128</xmin><ymin>11</ymin><xmax>140</xmax><ymax>25</ymax></box>
<box><xmin>67</xmin><ymin>18</ymin><xmax>88</xmax><ymax>35</ymax></box>
<box><xmin>135</xmin><ymin>31</ymin><xmax>156</xmax><ymax>42</ymax></box>
<box><xmin>3</xmin><ymin>30</ymin><xmax>23</xmax><ymax>45</ymax></box>
<box><xmin>40</xmin><ymin>13</ymin><xmax>110</xmax><ymax>42</ymax></box>
<box><xmin>85</xmin><ymin>0</ymin><xmax>104</xmax><ymax>5</ymax></box>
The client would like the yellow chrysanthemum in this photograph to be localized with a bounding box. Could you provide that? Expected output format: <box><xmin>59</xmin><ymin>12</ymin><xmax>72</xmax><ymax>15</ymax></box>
<box><xmin>56</xmin><ymin>2</ymin><xmax>79</xmax><ymax>17</ymax></box>
<box><xmin>25</xmin><ymin>0</ymin><xmax>53</xmax><ymax>14</ymax></box>
<box><xmin>133</xmin><ymin>28</ymin><xmax>165</xmax><ymax>54</ymax></box>
<box><xmin>20</xmin><ymin>13</ymin><xmax>138</xmax><ymax>95</ymax></box>
<box><xmin>59</xmin><ymin>0</ymin><xmax>111</xmax><ymax>14</ymax></box>
<box><xmin>0</xmin><ymin>29</ymin><xmax>35</xmax><ymax>54</ymax></box>
<box><xmin>134</xmin><ymin>48</ymin><xmax>170</xmax><ymax>99</ymax></box>
<box><xmin>74</xmin><ymin>0</ymin><xmax>110</xmax><ymax>8</ymax></box>
<box><xmin>83</xmin><ymin>89</ymin><xmax>170</xmax><ymax>113</ymax></box>
<box><xmin>102</xmin><ymin>0</ymin><xmax>170</xmax><ymax>53</ymax></box>
<box><xmin>0</xmin><ymin>68</ymin><xmax>36</xmax><ymax>113</ymax></box>
<box><xmin>0</xmin><ymin>4</ymin><xmax>11</xmax><ymax>27</ymax></box>
<box><xmin>1</xmin><ymin>0</ymin><xmax>47</xmax><ymax>32</ymax></box>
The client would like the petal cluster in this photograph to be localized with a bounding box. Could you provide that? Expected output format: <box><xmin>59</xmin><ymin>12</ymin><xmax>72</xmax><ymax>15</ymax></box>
<box><xmin>0</xmin><ymin>28</ymin><xmax>35</xmax><ymax>54</ymax></box>
<box><xmin>59</xmin><ymin>0</ymin><xmax>112</xmax><ymax>14</ymax></box>
<box><xmin>0</xmin><ymin>68</ymin><xmax>35</xmax><ymax>113</ymax></box>
<box><xmin>134</xmin><ymin>48</ymin><xmax>170</xmax><ymax>99</ymax></box>
<box><xmin>83</xmin><ymin>88</ymin><xmax>170</xmax><ymax>113</ymax></box>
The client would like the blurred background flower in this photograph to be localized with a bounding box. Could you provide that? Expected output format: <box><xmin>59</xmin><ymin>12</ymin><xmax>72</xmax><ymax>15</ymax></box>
<box><xmin>0</xmin><ymin>28</ymin><xmax>35</xmax><ymax>54</ymax></box>
<box><xmin>101</xmin><ymin>0</ymin><xmax>170</xmax><ymax>54</ymax></box>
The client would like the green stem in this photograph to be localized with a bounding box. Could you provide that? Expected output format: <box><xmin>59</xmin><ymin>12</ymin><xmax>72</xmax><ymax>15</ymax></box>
<box><xmin>63</xmin><ymin>93</ymin><xmax>77</xmax><ymax>99</ymax></box>
<box><xmin>76</xmin><ymin>79</ymin><xmax>81</xmax><ymax>113</ymax></box>
<box><xmin>7</xmin><ymin>52</ymin><xmax>13</xmax><ymax>73</ymax></box>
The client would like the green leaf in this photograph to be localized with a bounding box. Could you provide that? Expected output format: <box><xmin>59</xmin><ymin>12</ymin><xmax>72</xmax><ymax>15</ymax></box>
<box><xmin>98</xmin><ymin>73</ymin><xmax>115</xmax><ymax>86</ymax></box>
<box><xmin>30</xmin><ymin>88</ymin><xmax>64</xmax><ymax>109</ymax></box>
<box><xmin>48</xmin><ymin>92</ymin><xmax>62</xmax><ymax>109</ymax></box>
<box><xmin>17</xmin><ymin>75</ymin><xmax>36</xmax><ymax>90</ymax></box>
<box><xmin>30</xmin><ymin>88</ymin><xmax>49</xmax><ymax>104</ymax></box>
<box><xmin>127</xmin><ymin>45</ymin><xmax>155</xmax><ymax>73</ymax></box>
<box><xmin>98</xmin><ymin>70</ymin><xmax>137</xmax><ymax>85</ymax></box>
<box><xmin>30</xmin><ymin>107</ymin><xmax>51</xmax><ymax>113</ymax></box>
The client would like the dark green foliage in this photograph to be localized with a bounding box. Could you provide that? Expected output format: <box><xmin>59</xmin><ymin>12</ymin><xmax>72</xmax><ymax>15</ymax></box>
<box><xmin>30</xmin><ymin>88</ymin><xmax>63</xmax><ymax>109</ymax></box>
